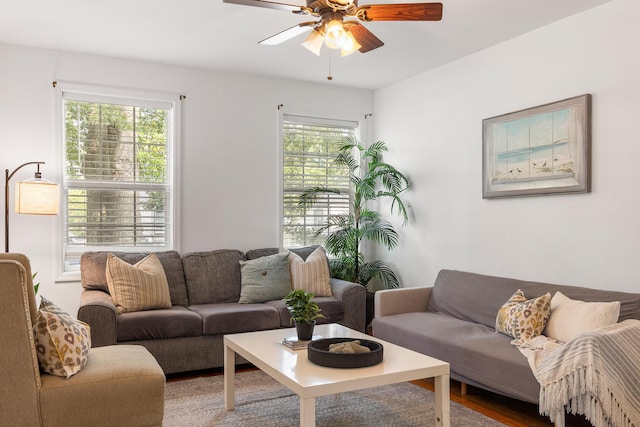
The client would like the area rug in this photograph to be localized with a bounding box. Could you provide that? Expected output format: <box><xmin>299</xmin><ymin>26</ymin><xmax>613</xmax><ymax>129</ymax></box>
<box><xmin>164</xmin><ymin>370</ymin><xmax>506</xmax><ymax>426</ymax></box>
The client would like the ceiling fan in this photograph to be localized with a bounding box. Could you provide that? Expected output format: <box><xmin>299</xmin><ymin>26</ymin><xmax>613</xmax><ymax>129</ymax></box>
<box><xmin>223</xmin><ymin>0</ymin><xmax>443</xmax><ymax>57</ymax></box>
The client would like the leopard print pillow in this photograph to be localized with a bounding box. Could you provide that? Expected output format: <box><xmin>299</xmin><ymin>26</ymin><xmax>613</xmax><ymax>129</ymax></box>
<box><xmin>33</xmin><ymin>297</ymin><xmax>91</xmax><ymax>378</ymax></box>
<box><xmin>495</xmin><ymin>289</ymin><xmax>551</xmax><ymax>340</ymax></box>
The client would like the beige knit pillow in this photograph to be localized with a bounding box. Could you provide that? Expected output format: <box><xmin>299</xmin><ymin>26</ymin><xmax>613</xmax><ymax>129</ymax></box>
<box><xmin>288</xmin><ymin>246</ymin><xmax>332</xmax><ymax>297</ymax></box>
<box><xmin>106</xmin><ymin>253</ymin><xmax>172</xmax><ymax>313</ymax></box>
<box><xmin>544</xmin><ymin>292</ymin><xmax>620</xmax><ymax>343</ymax></box>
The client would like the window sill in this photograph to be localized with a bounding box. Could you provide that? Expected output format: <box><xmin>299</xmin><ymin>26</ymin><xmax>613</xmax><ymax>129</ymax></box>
<box><xmin>55</xmin><ymin>271</ymin><xmax>81</xmax><ymax>283</ymax></box>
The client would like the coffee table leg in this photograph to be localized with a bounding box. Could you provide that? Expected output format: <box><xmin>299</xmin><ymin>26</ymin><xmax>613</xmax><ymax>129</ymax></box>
<box><xmin>434</xmin><ymin>374</ymin><xmax>450</xmax><ymax>427</ymax></box>
<box><xmin>224</xmin><ymin>344</ymin><xmax>235</xmax><ymax>410</ymax></box>
<box><xmin>299</xmin><ymin>397</ymin><xmax>316</xmax><ymax>427</ymax></box>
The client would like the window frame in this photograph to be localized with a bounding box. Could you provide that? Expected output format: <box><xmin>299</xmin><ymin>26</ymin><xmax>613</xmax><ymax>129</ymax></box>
<box><xmin>278</xmin><ymin>110</ymin><xmax>365</xmax><ymax>248</ymax></box>
<box><xmin>55</xmin><ymin>83</ymin><xmax>181</xmax><ymax>281</ymax></box>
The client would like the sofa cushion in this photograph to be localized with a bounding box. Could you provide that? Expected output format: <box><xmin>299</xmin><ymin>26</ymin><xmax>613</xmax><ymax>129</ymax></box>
<box><xmin>238</xmin><ymin>252</ymin><xmax>291</xmax><ymax>304</ymax></box>
<box><xmin>247</xmin><ymin>245</ymin><xmax>330</xmax><ymax>265</ymax></box>
<box><xmin>265</xmin><ymin>297</ymin><xmax>344</xmax><ymax>328</ymax></box>
<box><xmin>188</xmin><ymin>303</ymin><xmax>280</xmax><ymax>335</ymax></box>
<box><xmin>495</xmin><ymin>289</ymin><xmax>551</xmax><ymax>340</ymax></box>
<box><xmin>182</xmin><ymin>250</ymin><xmax>245</xmax><ymax>304</ymax></box>
<box><xmin>34</xmin><ymin>297</ymin><xmax>91</xmax><ymax>379</ymax></box>
<box><xmin>428</xmin><ymin>269</ymin><xmax>640</xmax><ymax>329</ymax></box>
<box><xmin>289</xmin><ymin>246</ymin><xmax>332</xmax><ymax>297</ymax></box>
<box><xmin>117</xmin><ymin>306</ymin><xmax>203</xmax><ymax>341</ymax></box>
<box><xmin>544</xmin><ymin>291</ymin><xmax>621</xmax><ymax>343</ymax></box>
<box><xmin>38</xmin><ymin>345</ymin><xmax>165</xmax><ymax>427</ymax></box>
<box><xmin>80</xmin><ymin>251</ymin><xmax>189</xmax><ymax>307</ymax></box>
<box><xmin>245</xmin><ymin>247</ymin><xmax>280</xmax><ymax>260</ymax></box>
<box><xmin>372</xmin><ymin>311</ymin><xmax>540</xmax><ymax>404</ymax></box>
<box><xmin>106</xmin><ymin>253</ymin><xmax>172</xmax><ymax>314</ymax></box>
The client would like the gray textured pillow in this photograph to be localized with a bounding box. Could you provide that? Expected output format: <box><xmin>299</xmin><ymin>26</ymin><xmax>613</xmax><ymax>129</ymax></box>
<box><xmin>238</xmin><ymin>252</ymin><xmax>291</xmax><ymax>304</ymax></box>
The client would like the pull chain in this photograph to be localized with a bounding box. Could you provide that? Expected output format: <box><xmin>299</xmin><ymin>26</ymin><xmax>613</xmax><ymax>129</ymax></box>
<box><xmin>327</xmin><ymin>54</ymin><xmax>333</xmax><ymax>81</ymax></box>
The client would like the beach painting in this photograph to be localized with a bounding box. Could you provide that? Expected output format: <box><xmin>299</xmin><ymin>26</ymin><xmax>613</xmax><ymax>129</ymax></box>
<box><xmin>483</xmin><ymin>94</ymin><xmax>591</xmax><ymax>198</ymax></box>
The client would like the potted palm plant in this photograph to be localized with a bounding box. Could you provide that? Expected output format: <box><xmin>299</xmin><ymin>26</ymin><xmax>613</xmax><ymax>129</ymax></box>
<box><xmin>299</xmin><ymin>136</ymin><xmax>409</xmax><ymax>290</ymax></box>
<box><xmin>298</xmin><ymin>137</ymin><xmax>410</xmax><ymax>325</ymax></box>
<box><xmin>284</xmin><ymin>289</ymin><xmax>324</xmax><ymax>340</ymax></box>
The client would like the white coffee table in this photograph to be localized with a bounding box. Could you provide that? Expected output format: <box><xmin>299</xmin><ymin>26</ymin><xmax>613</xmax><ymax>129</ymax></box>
<box><xmin>224</xmin><ymin>323</ymin><xmax>450</xmax><ymax>427</ymax></box>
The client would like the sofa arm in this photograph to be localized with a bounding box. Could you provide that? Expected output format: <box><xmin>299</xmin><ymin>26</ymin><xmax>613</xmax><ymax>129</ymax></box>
<box><xmin>330</xmin><ymin>278</ymin><xmax>366</xmax><ymax>332</ymax></box>
<box><xmin>77</xmin><ymin>289</ymin><xmax>118</xmax><ymax>347</ymax></box>
<box><xmin>375</xmin><ymin>287</ymin><xmax>432</xmax><ymax>318</ymax></box>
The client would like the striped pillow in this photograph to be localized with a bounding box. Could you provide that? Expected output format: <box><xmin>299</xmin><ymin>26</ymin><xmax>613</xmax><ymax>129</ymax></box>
<box><xmin>288</xmin><ymin>246</ymin><xmax>332</xmax><ymax>297</ymax></box>
<box><xmin>106</xmin><ymin>253</ymin><xmax>172</xmax><ymax>313</ymax></box>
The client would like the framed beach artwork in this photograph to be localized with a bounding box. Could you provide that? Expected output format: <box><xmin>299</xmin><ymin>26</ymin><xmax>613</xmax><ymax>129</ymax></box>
<box><xmin>482</xmin><ymin>94</ymin><xmax>591</xmax><ymax>198</ymax></box>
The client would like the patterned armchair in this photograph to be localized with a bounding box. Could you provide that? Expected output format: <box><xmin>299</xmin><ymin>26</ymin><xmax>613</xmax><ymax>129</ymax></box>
<box><xmin>0</xmin><ymin>253</ymin><xmax>166</xmax><ymax>426</ymax></box>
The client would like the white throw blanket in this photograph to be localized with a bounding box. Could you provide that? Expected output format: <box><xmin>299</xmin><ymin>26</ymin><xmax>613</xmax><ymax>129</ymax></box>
<box><xmin>515</xmin><ymin>319</ymin><xmax>640</xmax><ymax>427</ymax></box>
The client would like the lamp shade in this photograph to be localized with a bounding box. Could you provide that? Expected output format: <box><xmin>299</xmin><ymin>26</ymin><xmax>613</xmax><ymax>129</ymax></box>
<box><xmin>15</xmin><ymin>179</ymin><xmax>59</xmax><ymax>215</ymax></box>
<box><xmin>302</xmin><ymin>29</ymin><xmax>324</xmax><ymax>56</ymax></box>
<box><xmin>324</xmin><ymin>20</ymin><xmax>347</xmax><ymax>49</ymax></box>
<box><xmin>341</xmin><ymin>31</ymin><xmax>362</xmax><ymax>57</ymax></box>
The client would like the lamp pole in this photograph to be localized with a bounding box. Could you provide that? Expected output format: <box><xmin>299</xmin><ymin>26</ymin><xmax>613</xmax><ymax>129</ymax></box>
<box><xmin>4</xmin><ymin>161</ymin><xmax>45</xmax><ymax>253</ymax></box>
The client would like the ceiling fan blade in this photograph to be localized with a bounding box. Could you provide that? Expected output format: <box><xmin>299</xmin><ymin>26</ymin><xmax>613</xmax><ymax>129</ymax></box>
<box><xmin>346</xmin><ymin>22</ymin><xmax>384</xmax><ymax>53</ymax></box>
<box><xmin>357</xmin><ymin>2</ymin><xmax>443</xmax><ymax>21</ymax></box>
<box><xmin>259</xmin><ymin>22</ymin><xmax>315</xmax><ymax>45</ymax></box>
<box><xmin>223</xmin><ymin>0</ymin><xmax>304</xmax><ymax>13</ymax></box>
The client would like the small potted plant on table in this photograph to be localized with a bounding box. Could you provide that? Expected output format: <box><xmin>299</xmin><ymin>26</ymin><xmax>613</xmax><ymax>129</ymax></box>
<box><xmin>284</xmin><ymin>289</ymin><xmax>324</xmax><ymax>340</ymax></box>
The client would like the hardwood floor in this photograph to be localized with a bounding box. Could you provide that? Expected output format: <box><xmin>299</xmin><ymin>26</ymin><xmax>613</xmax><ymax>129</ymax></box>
<box><xmin>168</xmin><ymin>366</ymin><xmax>593</xmax><ymax>426</ymax></box>
<box><xmin>412</xmin><ymin>377</ymin><xmax>592</xmax><ymax>427</ymax></box>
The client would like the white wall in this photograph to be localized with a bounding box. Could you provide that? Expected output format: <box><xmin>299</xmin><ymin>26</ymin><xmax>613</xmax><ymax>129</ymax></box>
<box><xmin>373</xmin><ymin>0</ymin><xmax>640</xmax><ymax>292</ymax></box>
<box><xmin>4</xmin><ymin>0</ymin><xmax>638</xmax><ymax>318</ymax></box>
<box><xmin>0</xmin><ymin>43</ymin><xmax>373</xmax><ymax>315</ymax></box>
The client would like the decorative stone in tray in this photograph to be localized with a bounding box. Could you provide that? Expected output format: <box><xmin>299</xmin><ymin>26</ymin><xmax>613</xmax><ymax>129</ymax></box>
<box><xmin>307</xmin><ymin>338</ymin><xmax>383</xmax><ymax>368</ymax></box>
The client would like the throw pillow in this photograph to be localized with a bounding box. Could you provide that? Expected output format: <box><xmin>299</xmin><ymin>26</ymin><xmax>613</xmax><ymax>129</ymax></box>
<box><xmin>238</xmin><ymin>252</ymin><xmax>291</xmax><ymax>304</ymax></box>
<box><xmin>105</xmin><ymin>253</ymin><xmax>172</xmax><ymax>314</ymax></box>
<box><xmin>495</xmin><ymin>289</ymin><xmax>551</xmax><ymax>340</ymax></box>
<box><xmin>33</xmin><ymin>297</ymin><xmax>91</xmax><ymax>378</ymax></box>
<box><xmin>544</xmin><ymin>291</ymin><xmax>621</xmax><ymax>343</ymax></box>
<box><xmin>289</xmin><ymin>246</ymin><xmax>332</xmax><ymax>297</ymax></box>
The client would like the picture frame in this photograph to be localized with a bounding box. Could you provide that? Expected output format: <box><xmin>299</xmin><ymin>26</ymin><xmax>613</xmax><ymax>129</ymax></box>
<box><xmin>482</xmin><ymin>94</ymin><xmax>591</xmax><ymax>198</ymax></box>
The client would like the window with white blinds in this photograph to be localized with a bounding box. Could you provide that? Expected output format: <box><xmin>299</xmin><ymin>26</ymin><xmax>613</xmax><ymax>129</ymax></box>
<box><xmin>282</xmin><ymin>114</ymin><xmax>357</xmax><ymax>248</ymax></box>
<box><xmin>61</xmin><ymin>90</ymin><xmax>178</xmax><ymax>272</ymax></box>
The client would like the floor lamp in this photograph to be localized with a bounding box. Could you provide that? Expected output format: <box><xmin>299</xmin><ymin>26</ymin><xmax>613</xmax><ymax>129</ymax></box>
<box><xmin>4</xmin><ymin>161</ymin><xmax>60</xmax><ymax>253</ymax></box>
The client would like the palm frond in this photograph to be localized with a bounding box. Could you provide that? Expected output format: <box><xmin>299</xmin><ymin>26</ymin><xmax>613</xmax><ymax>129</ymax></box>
<box><xmin>373</xmin><ymin>191</ymin><xmax>409</xmax><ymax>224</ymax></box>
<box><xmin>358</xmin><ymin>208</ymin><xmax>380</xmax><ymax>222</ymax></box>
<box><xmin>360</xmin><ymin>218</ymin><xmax>399</xmax><ymax>250</ymax></box>
<box><xmin>359</xmin><ymin>260</ymin><xmax>400</xmax><ymax>289</ymax></box>
<box><xmin>337</xmin><ymin>135</ymin><xmax>363</xmax><ymax>153</ymax></box>
<box><xmin>363</xmin><ymin>140</ymin><xmax>388</xmax><ymax>163</ymax></box>
<box><xmin>334</xmin><ymin>151</ymin><xmax>359</xmax><ymax>173</ymax></box>
<box><xmin>378</xmin><ymin>165</ymin><xmax>410</xmax><ymax>192</ymax></box>
<box><xmin>297</xmin><ymin>186</ymin><xmax>341</xmax><ymax>209</ymax></box>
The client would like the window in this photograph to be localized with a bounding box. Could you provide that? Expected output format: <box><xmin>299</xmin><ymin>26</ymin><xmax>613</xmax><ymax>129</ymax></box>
<box><xmin>282</xmin><ymin>114</ymin><xmax>358</xmax><ymax>247</ymax></box>
<box><xmin>60</xmin><ymin>88</ymin><xmax>179</xmax><ymax>273</ymax></box>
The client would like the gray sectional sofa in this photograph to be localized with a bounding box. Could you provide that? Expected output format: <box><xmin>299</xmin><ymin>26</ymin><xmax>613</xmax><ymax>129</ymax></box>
<box><xmin>78</xmin><ymin>246</ymin><xmax>365</xmax><ymax>374</ymax></box>
<box><xmin>372</xmin><ymin>269</ymin><xmax>640</xmax><ymax>404</ymax></box>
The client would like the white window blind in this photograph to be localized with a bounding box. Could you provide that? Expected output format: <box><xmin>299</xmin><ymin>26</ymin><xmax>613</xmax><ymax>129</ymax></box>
<box><xmin>62</xmin><ymin>91</ymin><xmax>177</xmax><ymax>272</ymax></box>
<box><xmin>282</xmin><ymin>114</ymin><xmax>357</xmax><ymax>247</ymax></box>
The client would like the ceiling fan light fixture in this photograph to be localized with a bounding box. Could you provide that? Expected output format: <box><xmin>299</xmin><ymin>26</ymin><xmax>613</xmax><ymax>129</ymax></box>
<box><xmin>228</xmin><ymin>0</ymin><xmax>444</xmax><ymax>60</ymax></box>
<box><xmin>302</xmin><ymin>29</ymin><xmax>324</xmax><ymax>56</ymax></box>
<box><xmin>340</xmin><ymin>30</ymin><xmax>361</xmax><ymax>56</ymax></box>
<box><xmin>324</xmin><ymin>19</ymin><xmax>347</xmax><ymax>49</ymax></box>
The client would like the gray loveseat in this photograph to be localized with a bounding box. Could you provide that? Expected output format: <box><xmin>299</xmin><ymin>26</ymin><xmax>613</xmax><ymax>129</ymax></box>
<box><xmin>372</xmin><ymin>269</ymin><xmax>640</xmax><ymax>404</ymax></box>
<box><xmin>78</xmin><ymin>246</ymin><xmax>365</xmax><ymax>374</ymax></box>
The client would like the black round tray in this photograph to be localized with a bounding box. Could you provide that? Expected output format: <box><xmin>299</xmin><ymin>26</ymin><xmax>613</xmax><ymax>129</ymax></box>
<box><xmin>307</xmin><ymin>338</ymin><xmax>383</xmax><ymax>368</ymax></box>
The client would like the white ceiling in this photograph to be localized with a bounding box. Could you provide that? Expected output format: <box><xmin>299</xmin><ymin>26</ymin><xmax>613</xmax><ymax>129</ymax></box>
<box><xmin>0</xmin><ymin>0</ymin><xmax>610</xmax><ymax>90</ymax></box>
